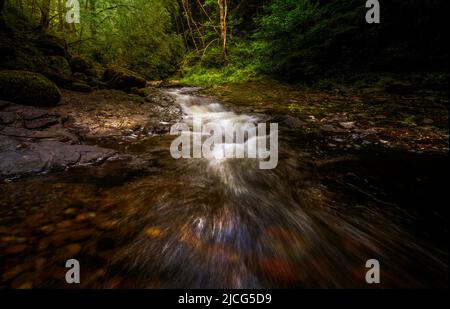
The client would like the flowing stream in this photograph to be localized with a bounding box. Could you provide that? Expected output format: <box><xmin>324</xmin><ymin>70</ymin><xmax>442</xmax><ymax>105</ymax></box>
<box><xmin>0</xmin><ymin>88</ymin><xmax>447</xmax><ymax>288</ymax></box>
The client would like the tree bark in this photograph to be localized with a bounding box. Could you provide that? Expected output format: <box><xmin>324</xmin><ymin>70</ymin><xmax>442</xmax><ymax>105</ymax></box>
<box><xmin>218</xmin><ymin>0</ymin><xmax>228</xmax><ymax>57</ymax></box>
<box><xmin>40</xmin><ymin>0</ymin><xmax>51</xmax><ymax>29</ymax></box>
<box><xmin>57</xmin><ymin>0</ymin><xmax>64</xmax><ymax>32</ymax></box>
<box><xmin>31</xmin><ymin>0</ymin><xmax>37</xmax><ymax>17</ymax></box>
<box><xmin>89</xmin><ymin>0</ymin><xmax>96</xmax><ymax>36</ymax></box>
<box><xmin>182</xmin><ymin>0</ymin><xmax>198</xmax><ymax>50</ymax></box>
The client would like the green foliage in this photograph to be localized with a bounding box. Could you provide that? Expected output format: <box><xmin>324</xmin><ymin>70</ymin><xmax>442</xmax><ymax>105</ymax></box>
<box><xmin>181</xmin><ymin>64</ymin><xmax>258</xmax><ymax>86</ymax></box>
<box><xmin>3</xmin><ymin>0</ymin><xmax>448</xmax><ymax>86</ymax></box>
<box><xmin>181</xmin><ymin>41</ymin><xmax>263</xmax><ymax>86</ymax></box>
<box><xmin>74</xmin><ymin>0</ymin><xmax>183</xmax><ymax>80</ymax></box>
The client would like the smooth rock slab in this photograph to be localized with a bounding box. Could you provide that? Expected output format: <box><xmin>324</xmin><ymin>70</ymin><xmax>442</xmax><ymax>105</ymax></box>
<box><xmin>0</xmin><ymin>136</ymin><xmax>117</xmax><ymax>178</ymax></box>
<box><xmin>24</xmin><ymin>117</ymin><xmax>59</xmax><ymax>130</ymax></box>
<box><xmin>0</xmin><ymin>112</ymin><xmax>17</xmax><ymax>124</ymax></box>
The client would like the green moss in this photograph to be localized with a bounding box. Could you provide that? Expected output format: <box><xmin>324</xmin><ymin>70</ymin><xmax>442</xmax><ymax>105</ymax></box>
<box><xmin>180</xmin><ymin>65</ymin><xmax>260</xmax><ymax>87</ymax></box>
<box><xmin>0</xmin><ymin>70</ymin><xmax>61</xmax><ymax>106</ymax></box>
<box><xmin>41</xmin><ymin>55</ymin><xmax>72</xmax><ymax>85</ymax></box>
<box><xmin>103</xmin><ymin>66</ymin><xmax>146</xmax><ymax>91</ymax></box>
<box><xmin>403</xmin><ymin>115</ymin><xmax>417</xmax><ymax>126</ymax></box>
<box><xmin>70</xmin><ymin>55</ymin><xmax>93</xmax><ymax>74</ymax></box>
<box><xmin>35</xmin><ymin>34</ymin><xmax>67</xmax><ymax>58</ymax></box>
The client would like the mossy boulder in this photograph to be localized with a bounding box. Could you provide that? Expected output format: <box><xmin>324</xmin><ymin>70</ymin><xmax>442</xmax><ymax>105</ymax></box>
<box><xmin>35</xmin><ymin>34</ymin><xmax>67</xmax><ymax>58</ymax></box>
<box><xmin>70</xmin><ymin>55</ymin><xmax>93</xmax><ymax>74</ymax></box>
<box><xmin>41</xmin><ymin>55</ymin><xmax>72</xmax><ymax>85</ymax></box>
<box><xmin>130</xmin><ymin>87</ymin><xmax>147</xmax><ymax>97</ymax></box>
<box><xmin>0</xmin><ymin>70</ymin><xmax>61</xmax><ymax>106</ymax></box>
<box><xmin>103</xmin><ymin>66</ymin><xmax>146</xmax><ymax>92</ymax></box>
<box><xmin>73</xmin><ymin>72</ymin><xmax>89</xmax><ymax>82</ymax></box>
<box><xmin>70</xmin><ymin>55</ymin><xmax>103</xmax><ymax>79</ymax></box>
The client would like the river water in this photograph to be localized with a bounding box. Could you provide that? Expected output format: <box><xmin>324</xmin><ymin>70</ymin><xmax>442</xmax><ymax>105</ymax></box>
<box><xmin>0</xmin><ymin>88</ymin><xmax>448</xmax><ymax>288</ymax></box>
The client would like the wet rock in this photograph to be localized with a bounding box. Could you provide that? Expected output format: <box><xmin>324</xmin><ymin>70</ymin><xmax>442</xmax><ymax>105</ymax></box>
<box><xmin>147</xmin><ymin>80</ymin><xmax>163</xmax><ymax>87</ymax></box>
<box><xmin>160</xmin><ymin>80</ymin><xmax>181</xmax><ymax>88</ymax></box>
<box><xmin>16</xmin><ymin>281</ymin><xmax>33</xmax><ymax>289</ymax></box>
<box><xmin>64</xmin><ymin>208</ymin><xmax>78</xmax><ymax>216</ymax></box>
<box><xmin>320</xmin><ymin>124</ymin><xmax>347</xmax><ymax>134</ymax></box>
<box><xmin>75</xmin><ymin>212</ymin><xmax>96</xmax><ymax>222</ymax></box>
<box><xmin>66</xmin><ymin>81</ymin><xmax>92</xmax><ymax>93</ymax></box>
<box><xmin>24</xmin><ymin>117</ymin><xmax>59</xmax><ymax>129</ymax></box>
<box><xmin>0</xmin><ymin>149</ymin><xmax>47</xmax><ymax>175</ymax></box>
<box><xmin>19</xmin><ymin>108</ymin><xmax>49</xmax><ymax>120</ymax></box>
<box><xmin>0</xmin><ymin>70</ymin><xmax>61</xmax><ymax>106</ymax></box>
<box><xmin>145</xmin><ymin>227</ymin><xmax>163</xmax><ymax>238</ymax></box>
<box><xmin>0</xmin><ymin>126</ymin><xmax>32</xmax><ymax>137</ymax></box>
<box><xmin>0</xmin><ymin>111</ymin><xmax>16</xmax><ymax>124</ymax></box>
<box><xmin>2</xmin><ymin>265</ymin><xmax>25</xmax><ymax>282</ymax></box>
<box><xmin>0</xmin><ymin>137</ymin><xmax>117</xmax><ymax>178</ymax></box>
<box><xmin>258</xmin><ymin>257</ymin><xmax>300</xmax><ymax>284</ymax></box>
<box><xmin>3</xmin><ymin>244</ymin><xmax>30</xmax><ymax>255</ymax></box>
<box><xmin>39</xmin><ymin>225</ymin><xmax>55</xmax><ymax>235</ymax></box>
<box><xmin>68</xmin><ymin>230</ymin><xmax>92</xmax><ymax>241</ymax></box>
<box><xmin>30</xmin><ymin>128</ymin><xmax>80</xmax><ymax>143</ymax></box>
<box><xmin>1</xmin><ymin>236</ymin><xmax>19</xmax><ymax>242</ymax></box>
<box><xmin>57</xmin><ymin>220</ymin><xmax>73</xmax><ymax>229</ymax></box>
<box><xmin>62</xmin><ymin>243</ymin><xmax>82</xmax><ymax>258</ymax></box>
<box><xmin>10</xmin><ymin>275</ymin><xmax>34</xmax><ymax>289</ymax></box>
<box><xmin>37</xmin><ymin>239</ymin><xmax>50</xmax><ymax>252</ymax></box>
<box><xmin>339</xmin><ymin>121</ymin><xmax>356</xmax><ymax>129</ymax></box>
<box><xmin>272</xmin><ymin>115</ymin><xmax>307</xmax><ymax>129</ymax></box>
<box><xmin>97</xmin><ymin>220</ymin><xmax>119</xmax><ymax>231</ymax></box>
<box><xmin>131</xmin><ymin>87</ymin><xmax>147</xmax><ymax>97</ymax></box>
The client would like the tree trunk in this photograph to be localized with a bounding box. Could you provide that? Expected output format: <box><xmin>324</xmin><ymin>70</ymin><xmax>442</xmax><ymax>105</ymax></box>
<box><xmin>182</xmin><ymin>0</ymin><xmax>198</xmax><ymax>50</ymax></box>
<box><xmin>57</xmin><ymin>0</ymin><xmax>64</xmax><ymax>32</ymax></box>
<box><xmin>218</xmin><ymin>0</ymin><xmax>228</xmax><ymax>57</ymax></box>
<box><xmin>89</xmin><ymin>0</ymin><xmax>97</xmax><ymax>37</ymax></box>
<box><xmin>40</xmin><ymin>0</ymin><xmax>51</xmax><ymax>29</ymax></box>
<box><xmin>31</xmin><ymin>0</ymin><xmax>37</xmax><ymax>17</ymax></box>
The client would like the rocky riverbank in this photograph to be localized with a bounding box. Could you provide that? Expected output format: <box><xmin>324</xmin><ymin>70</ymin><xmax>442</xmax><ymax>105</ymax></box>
<box><xmin>0</xmin><ymin>87</ymin><xmax>182</xmax><ymax>180</ymax></box>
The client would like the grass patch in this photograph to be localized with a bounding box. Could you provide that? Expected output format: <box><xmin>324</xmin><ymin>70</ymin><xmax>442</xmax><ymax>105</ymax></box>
<box><xmin>180</xmin><ymin>64</ymin><xmax>261</xmax><ymax>86</ymax></box>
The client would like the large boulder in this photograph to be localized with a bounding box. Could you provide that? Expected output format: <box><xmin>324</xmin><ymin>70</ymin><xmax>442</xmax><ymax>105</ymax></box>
<box><xmin>0</xmin><ymin>70</ymin><xmax>61</xmax><ymax>106</ymax></box>
<box><xmin>41</xmin><ymin>55</ymin><xmax>73</xmax><ymax>85</ymax></box>
<box><xmin>103</xmin><ymin>66</ymin><xmax>146</xmax><ymax>92</ymax></box>
<box><xmin>70</xmin><ymin>55</ymin><xmax>93</xmax><ymax>74</ymax></box>
<box><xmin>35</xmin><ymin>34</ymin><xmax>68</xmax><ymax>58</ymax></box>
<box><xmin>70</xmin><ymin>55</ymin><xmax>103</xmax><ymax>81</ymax></box>
<box><xmin>0</xmin><ymin>136</ymin><xmax>118</xmax><ymax>178</ymax></box>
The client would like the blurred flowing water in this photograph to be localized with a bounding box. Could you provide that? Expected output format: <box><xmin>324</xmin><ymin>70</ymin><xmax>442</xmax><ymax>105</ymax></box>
<box><xmin>0</xmin><ymin>88</ymin><xmax>448</xmax><ymax>288</ymax></box>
